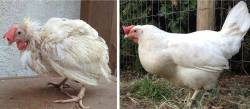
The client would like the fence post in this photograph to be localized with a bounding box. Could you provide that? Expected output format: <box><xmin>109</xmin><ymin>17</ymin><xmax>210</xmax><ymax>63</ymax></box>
<box><xmin>196</xmin><ymin>0</ymin><xmax>215</xmax><ymax>30</ymax></box>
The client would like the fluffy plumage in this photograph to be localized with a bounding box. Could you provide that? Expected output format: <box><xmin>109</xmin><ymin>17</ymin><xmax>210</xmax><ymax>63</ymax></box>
<box><xmin>20</xmin><ymin>18</ymin><xmax>111</xmax><ymax>85</ymax></box>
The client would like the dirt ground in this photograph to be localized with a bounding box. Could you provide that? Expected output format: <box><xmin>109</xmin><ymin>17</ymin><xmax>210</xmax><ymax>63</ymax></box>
<box><xmin>0</xmin><ymin>76</ymin><xmax>116</xmax><ymax>109</ymax></box>
<box><xmin>120</xmin><ymin>72</ymin><xmax>250</xmax><ymax>109</ymax></box>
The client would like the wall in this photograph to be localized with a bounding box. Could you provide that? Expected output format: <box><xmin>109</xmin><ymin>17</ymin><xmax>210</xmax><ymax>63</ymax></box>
<box><xmin>81</xmin><ymin>1</ymin><xmax>117</xmax><ymax>74</ymax></box>
<box><xmin>0</xmin><ymin>0</ymin><xmax>81</xmax><ymax>77</ymax></box>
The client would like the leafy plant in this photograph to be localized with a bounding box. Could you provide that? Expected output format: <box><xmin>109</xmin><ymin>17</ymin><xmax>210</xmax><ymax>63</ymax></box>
<box><xmin>129</xmin><ymin>76</ymin><xmax>173</xmax><ymax>102</ymax></box>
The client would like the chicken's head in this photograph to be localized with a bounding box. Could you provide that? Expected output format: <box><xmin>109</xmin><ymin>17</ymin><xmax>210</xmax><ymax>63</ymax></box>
<box><xmin>3</xmin><ymin>24</ymin><xmax>29</xmax><ymax>51</ymax></box>
<box><xmin>123</xmin><ymin>25</ymin><xmax>143</xmax><ymax>43</ymax></box>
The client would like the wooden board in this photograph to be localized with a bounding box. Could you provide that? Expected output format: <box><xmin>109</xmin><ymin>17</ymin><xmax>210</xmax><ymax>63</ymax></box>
<box><xmin>81</xmin><ymin>1</ymin><xmax>117</xmax><ymax>74</ymax></box>
<box><xmin>197</xmin><ymin>0</ymin><xmax>215</xmax><ymax>30</ymax></box>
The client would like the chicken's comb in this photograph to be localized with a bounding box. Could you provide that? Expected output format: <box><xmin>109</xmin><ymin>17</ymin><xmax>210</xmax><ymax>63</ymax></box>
<box><xmin>4</xmin><ymin>26</ymin><xmax>17</xmax><ymax>41</ymax></box>
<box><xmin>122</xmin><ymin>25</ymin><xmax>135</xmax><ymax>34</ymax></box>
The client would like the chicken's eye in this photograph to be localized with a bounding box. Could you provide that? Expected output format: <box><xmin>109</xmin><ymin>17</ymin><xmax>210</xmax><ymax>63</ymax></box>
<box><xmin>17</xmin><ymin>31</ymin><xmax>22</xmax><ymax>35</ymax></box>
<box><xmin>16</xmin><ymin>29</ymin><xmax>25</xmax><ymax>36</ymax></box>
<box><xmin>133</xmin><ymin>30</ymin><xmax>137</xmax><ymax>33</ymax></box>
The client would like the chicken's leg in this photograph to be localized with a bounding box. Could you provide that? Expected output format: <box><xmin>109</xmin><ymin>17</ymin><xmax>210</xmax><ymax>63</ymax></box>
<box><xmin>187</xmin><ymin>89</ymin><xmax>200</xmax><ymax>108</ymax></box>
<box><xmin>48</xmin><ymin>78</ymin><xmax>69</xmax><ymax>90</ymax></box>
<box><xmin>54</xmin><ymin>86</ymin><xmax>89</xmax><ymax>109</ymax></box>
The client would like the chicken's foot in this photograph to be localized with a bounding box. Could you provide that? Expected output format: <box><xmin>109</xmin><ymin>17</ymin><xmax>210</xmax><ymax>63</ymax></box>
<box><xmin>198</xmin><ymin>90</ymin><xmax>211</xmax><ymax>107</ymax></box>
<box><xmin>54</xmin><ymin>87</ymin><xmax>89</xmax><ymax>109</ymax></box>
<box><xmin>187</xmin><ymin>89</ymin><xmax>200</xmax><ymax>108</ymax></box>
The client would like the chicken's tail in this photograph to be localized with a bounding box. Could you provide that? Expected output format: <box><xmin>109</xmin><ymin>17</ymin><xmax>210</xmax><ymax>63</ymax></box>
<box><xmin>100</xmin><ymin>64</ymin><xmax>116</xmax><ymax>83</ymax></box>
<box><xmin>220</xmin><ymin>1</ymin><xmax>250</xmax><ymax>38</ymax></box>
<box><xmin>99</xmin><ymin>37</ymin><xmax>116</xmax><ymax>83</ymax></box>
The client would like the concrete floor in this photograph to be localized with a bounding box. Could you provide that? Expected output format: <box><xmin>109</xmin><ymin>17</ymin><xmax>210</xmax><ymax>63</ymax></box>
<box><xmin>0</xmin><ymin>76</ymin><xmax>116</xmax><ymax>109</ymax></box>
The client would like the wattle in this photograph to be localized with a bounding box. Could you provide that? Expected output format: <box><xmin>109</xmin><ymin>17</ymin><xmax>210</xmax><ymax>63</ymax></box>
<box><xmin>16</xmin><ymin>40</ymin><xmax>28</xmax><ymax>50</ymax></box>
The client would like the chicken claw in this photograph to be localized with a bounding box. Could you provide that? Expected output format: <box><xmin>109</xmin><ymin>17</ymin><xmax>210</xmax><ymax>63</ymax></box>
<box><xmin>186</xmin><ymin>89</ymin><xmax>200</xmax><ymax>108</ymax></box>
<box><xmin>187</xmin><ymin>99</ymin><xmax>197</xmax><ymax>109</ymax></box>
<box><xmin>54</xmin><ymin>87</ymin><xmax>89</xmax><ymax>109</ymax></box>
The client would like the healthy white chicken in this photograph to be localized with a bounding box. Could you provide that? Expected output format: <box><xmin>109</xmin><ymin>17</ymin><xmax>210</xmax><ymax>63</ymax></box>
<box><xmin>123</xmin><ymin>1</ymin><xmax>250</xmax><ymax>107</ymax></box>
<box><xmin>3</xmin><ymin>17</ymin><xmax>112</xmax><ymax>108</ymax></box>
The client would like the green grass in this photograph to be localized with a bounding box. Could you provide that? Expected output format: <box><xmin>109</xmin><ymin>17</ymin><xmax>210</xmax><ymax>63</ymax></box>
<box><xmin>121</xmin><ymin>75</ymin><xmax>188</xmax><ymax>109</ymax></box>
<box><xmin>121</xmin><ymin>73</ymin><xmax>250</xmax><ymax>109</ymax></box>
<box><xmin>129</xmin><ymin>76</ymin><xmax>173</xmax><ymax>102</ymax></box>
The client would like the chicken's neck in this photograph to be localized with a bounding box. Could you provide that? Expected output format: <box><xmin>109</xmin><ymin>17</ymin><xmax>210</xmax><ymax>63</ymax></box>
<box><xmin>23</xmin><ymin>35</ymin><xmax>40</xmax><ymax>52</ymax></box>
<box><xmin>21</xmin><ymin>20</ymin><xmax>42</xmax><ymax>51</ymax></box>
<box><xmin>138</xmin><ymin>32</ymin><xmax>170</xmax><ymax>49</ymax></box>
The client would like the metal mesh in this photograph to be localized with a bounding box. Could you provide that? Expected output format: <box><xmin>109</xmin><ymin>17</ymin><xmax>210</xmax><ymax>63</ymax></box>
<box><xmin>120</xmin><ymin>0</ymin><xmax>250</xmax><ymax>75</ymax></box>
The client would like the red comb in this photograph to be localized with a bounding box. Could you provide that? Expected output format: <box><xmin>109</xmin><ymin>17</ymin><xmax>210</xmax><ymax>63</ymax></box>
<box><xmin>122</xmin><ymin>25</ymin><xmax>134</xmax><ymax>34</ymax></box>
<box><xmin>4</xmin><ymin>26</ymin><xmax>17</xmax><ymax>41</ymax></box>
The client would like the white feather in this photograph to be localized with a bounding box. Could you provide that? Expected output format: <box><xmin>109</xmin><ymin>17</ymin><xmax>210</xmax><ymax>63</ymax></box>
<box><xmin>20</xmin><ymin>50</ymin><xmax>31</xmax><ymax>69</ymax></box>
<box><xmin>221</xmin><ymin>1</ymin><xmax>250</xmax><ymax>37</ymax></box>
<box><xmin>136</xmin><ymin>1</ymin><xmax>250</xmax><ymax>90</ymax></box>
<box><xmin>18</xmin><ymin>17</ymin><xmax>111</xmax><ymax>85</ymax></box>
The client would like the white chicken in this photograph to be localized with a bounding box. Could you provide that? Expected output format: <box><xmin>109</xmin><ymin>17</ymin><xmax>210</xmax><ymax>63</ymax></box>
<box><xmin>123</xmin><ymin>1</ymin><xmax>250</xmax><ymax>107</ymax></box>
<box><xmin>4</xmin><ymin>17</ymin><xmax>112</xmax><ymax>108</ymax></box>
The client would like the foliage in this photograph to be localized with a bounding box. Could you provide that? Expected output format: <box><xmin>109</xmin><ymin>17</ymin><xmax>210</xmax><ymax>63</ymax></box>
<box><xmin>129</xmin><ymin>76</ymin><xmax>173</xmax><ymax>102</ymax></box>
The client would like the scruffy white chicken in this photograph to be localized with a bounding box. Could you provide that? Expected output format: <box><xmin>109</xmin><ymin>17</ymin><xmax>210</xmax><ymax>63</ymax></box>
<box><xmin>123</xmin><ymin>1</ymin><xmax>250</xmax><ymax>107</ymax></box>
<box><xmin>4</xmin><ymin>17</ymin><xmax>112</xmax><ymax>108</ymax></box>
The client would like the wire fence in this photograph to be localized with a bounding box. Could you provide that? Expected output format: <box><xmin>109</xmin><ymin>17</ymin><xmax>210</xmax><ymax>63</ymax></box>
<box><xmin>120</xmin><ymin>0</ymin><xmax>250</xmax><ymax>75</ymax></box>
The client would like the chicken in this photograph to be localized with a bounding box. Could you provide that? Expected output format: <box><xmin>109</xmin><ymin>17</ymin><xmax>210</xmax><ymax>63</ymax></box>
<box><xmin>3</xmin><ymin>17</ymin><xmax>112</xmax><ymax>108</ymax></box>
<box><xmin>123</xmin><ymin>1</ymin><xmax>250</xmax><ymax>107</ymax></box>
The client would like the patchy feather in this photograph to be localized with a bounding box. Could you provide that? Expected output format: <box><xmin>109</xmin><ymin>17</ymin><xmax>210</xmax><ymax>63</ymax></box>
<box><xmin>18</xmin><ymin>17</ymin><xmax>111</xmax><ymax>85</ymax></box>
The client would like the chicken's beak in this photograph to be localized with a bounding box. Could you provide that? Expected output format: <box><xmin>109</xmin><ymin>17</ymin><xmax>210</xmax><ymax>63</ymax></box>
<box><xmin>8</xmin><ymin>40</ymin><xmax>15</xmax><ymax>46</ymax></box>
<box><xmin>122</xmin><ymin>25</ymin><xmax>134</xmax><ymax>39</ymax></box>
<box><xmin>3</xmin><ymin>34</ymin><xmax>14</xmax><ymax>45</ymax></box>
<box><xmin>124</xmin><ymin>34</ymin><xmax>128</xmax><ymax>39</ymax></box>
<box><xmin>4</xmin><ymin>27</ymin><xmax>17</xmax><ymax>46</ymax></box>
